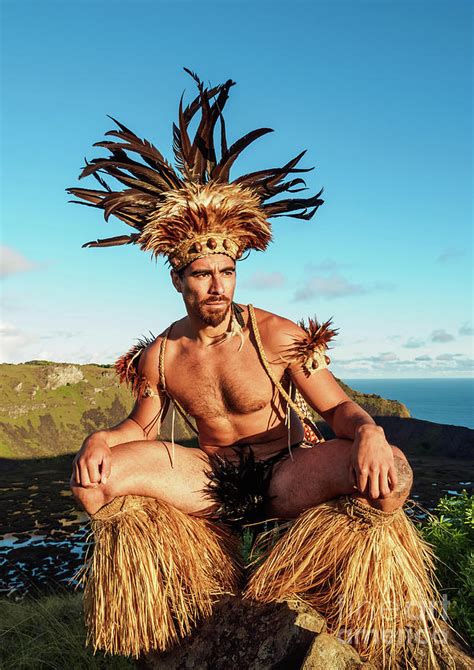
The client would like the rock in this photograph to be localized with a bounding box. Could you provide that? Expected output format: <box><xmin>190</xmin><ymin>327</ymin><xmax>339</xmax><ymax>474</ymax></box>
<box><xmin>301</xmin><ymin>632</ymin><xmax>368</xmax><ymax>669</ymax></box>
<box><xmin>405</xmin><ymin>621</ymin><xmax>474</xmax><ymax>670</ymax></box>
<box><xmin>45</xmin><ymin>365</ymin><xmax>84</xmax><ymax>390</ymax></box>
<box><xmin>138</xmin><ymin>599</ymin><xmax>473</xmax><ymax>670</ymax></box>
<box><xmin>140</xmin><ymin>596</ymin><xmax>326</xmax><ymax>670</ymax></box>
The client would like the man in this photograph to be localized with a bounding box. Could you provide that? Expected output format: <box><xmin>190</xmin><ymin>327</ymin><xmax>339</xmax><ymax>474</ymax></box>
<box><xmin>70</xmin><ymin>254</ymin><xmax>412</xmax><ymax>521</ymax></box>
<box><xmin>66</xmin><ymin>69</ymin><xmax>443</xmax><ymax>666</ymax></box>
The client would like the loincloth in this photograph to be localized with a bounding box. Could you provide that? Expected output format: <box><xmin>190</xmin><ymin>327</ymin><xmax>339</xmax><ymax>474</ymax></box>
<box><xmin>204</xmin><ymin>442</ymin><xmax>313</xmax><ymax>526</ymax></box>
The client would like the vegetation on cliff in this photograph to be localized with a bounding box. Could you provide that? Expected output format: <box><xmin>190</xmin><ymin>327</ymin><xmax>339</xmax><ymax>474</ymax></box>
<box><xmin>0</xmin><ymin>363</ymin><xmax>410</xmax><ymax>459</ymax></box>
<box><xmin>421</xmin><ymin>490</ymin><xmax>474</xmax><ymax>647</ymax></box>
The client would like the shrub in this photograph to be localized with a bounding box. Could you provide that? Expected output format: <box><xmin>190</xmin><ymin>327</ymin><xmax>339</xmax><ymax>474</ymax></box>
<box><xmin>420</xmin><ymin>490</ymin><xmax>474</xmax><ymax>646</ymax></box>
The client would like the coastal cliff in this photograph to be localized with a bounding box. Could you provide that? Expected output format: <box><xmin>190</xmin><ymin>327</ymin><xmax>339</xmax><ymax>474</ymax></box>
<box><xmin>1</xmin><ymin>362</ymin><xmax>472</xmax><ymax>463</ymax></box>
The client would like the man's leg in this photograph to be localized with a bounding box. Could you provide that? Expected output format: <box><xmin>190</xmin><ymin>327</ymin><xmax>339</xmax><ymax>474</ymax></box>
<box><xmin>70</xmin><ymin>440</ymin><xmax>215</xmax><ymax>517</ymax></box>
<box><xmin>266</xmin><ymin>438</ymin><xmax>413</xmax><ymax>518</ymax></box>
<box><xmin>72</xmin><ymin>441</ymin><xmax>240</xmax><ymax>657</ymax></box>
<box><xmin>247</xmin><ymin>440</ymin><xmax>446</xmax><ymax>667</ymax></box>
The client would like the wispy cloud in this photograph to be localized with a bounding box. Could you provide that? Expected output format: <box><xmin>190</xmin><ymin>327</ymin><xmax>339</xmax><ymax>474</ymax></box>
<box><xmin>431</xmin><ymin>329</ymin><xmax>455</xmax><ymax>343</ymax></box>
<box><xmin>0</xmin><ymin>246</ymin><xmax>40</xmax><ymax>279</ymax></box>
<box><xmin>40</xmin><ymin>330</ymin><xmax>80</xmax><ymax>341</ymax></box>
<box><xmin>403</xmin><ymin>338</ymin><xmax>425</xmax><ymax>349</ymax></box>
<box><xmin>293</xmin><ymin>269</ymin><xmax>395</xmax><ymax>301</ymax></box>
<box><xmin>459</xmin><ymin>323</ymin><xmax>474</xmax><ymax>336</ymax></box>
<box><xmin>365</xmin><ymin>352</ymin><xmax>399</xmax><ymax>362</ymax></box>
<box><xmin>372</xmin><ymin>281</ymin><xmax>396</xmax><ymax>291</ymax></box>
<box><xmin>0</xmin><ymin>322</ymin><xmax>35</xmax><ymax>361</ymax></box>
<box><xmin>294</xmin><ymin>273</ymin><xmax>366</xmax><ymax>301</ymax></box>
<box><xmin>243</xmin><ymin>272</ymin><xmax>286</xmax><ymax>290</ymax></box>
<box><xmin>304</xmin><ymin>259</ymin><xmax>351</xmax><ymax>273</ymax></box>
<box><xmin>436</xmin><ymin>248</ymin><xmax>466</xmax><ymax>263</ymax></box>
<box><xmin>435</xmin><ymin>353</ymin><xmax>464</xmax><ymax>361</ymax></box>
<box><xmin>332</xmin><ymin>352</ymin><xmax>473</xmax><ymax>377</ymax></box>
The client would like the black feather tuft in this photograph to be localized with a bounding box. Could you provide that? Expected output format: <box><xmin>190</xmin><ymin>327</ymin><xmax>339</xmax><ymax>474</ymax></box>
<box><xmin>204</xmin><ymin>447</ymin><xmax>287</xmax><ymax>525</ymax></box>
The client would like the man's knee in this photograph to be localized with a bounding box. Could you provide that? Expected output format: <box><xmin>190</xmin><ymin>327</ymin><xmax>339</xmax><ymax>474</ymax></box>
<box><xmin>70</xmin><ymin>480</ymin><xmax>111</xmax><ymax>516</ymax></box>
<box><xmin>374</xmin><ymin>446</ymin><xmax>413</xmax><ymax>511</ymax></box>
<box><xmin>390</xmin><ymin>446</ymin><xmax>413</xmax><ymax>498</ymax></box>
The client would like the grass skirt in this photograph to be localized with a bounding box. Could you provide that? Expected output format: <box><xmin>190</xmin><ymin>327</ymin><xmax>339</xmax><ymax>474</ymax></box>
<box><xmin>77</xmin><ymin>495</ymin><xmax>242</xmax><ymax>658</ymax></box>
<box><xmin>244</xmin><ymin>496</ymin><xmax>451</xmax><ymax>669</ymax></box>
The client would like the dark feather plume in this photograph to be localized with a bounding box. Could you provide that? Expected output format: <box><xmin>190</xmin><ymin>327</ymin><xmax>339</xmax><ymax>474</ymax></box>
<box><xmin>204</xmin><ymin>448</ymin><xmax>278</xmax><ymax>525</ymax></box>
<box><xmin>66</xmin><ymin>67</ymin><xmax>325</xmax><ymax>255</ymax></box>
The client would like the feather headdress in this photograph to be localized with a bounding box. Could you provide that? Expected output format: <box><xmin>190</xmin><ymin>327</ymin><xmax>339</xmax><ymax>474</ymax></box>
<box><xmin>66</xmin><ymin>67</ymin><xmax>324</xmax><ymax>270</ymax></box>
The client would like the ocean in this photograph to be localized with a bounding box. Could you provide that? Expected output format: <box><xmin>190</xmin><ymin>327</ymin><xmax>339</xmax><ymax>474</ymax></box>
<box><xmin>341</xmin><ymin>378</ymin><xmax>474</xmax><ymax>430</ymax></box>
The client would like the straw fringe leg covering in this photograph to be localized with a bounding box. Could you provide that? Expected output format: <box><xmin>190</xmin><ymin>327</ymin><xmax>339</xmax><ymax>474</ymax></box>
<box><xmin>78</xmin><ymin>495</ymin><xmax>242</xmax><ymax>658</ymax></box>
<box><xmin>244</xmin><ymin>496</ymin><xmax>452</xmax><ymax>669</ymax></box>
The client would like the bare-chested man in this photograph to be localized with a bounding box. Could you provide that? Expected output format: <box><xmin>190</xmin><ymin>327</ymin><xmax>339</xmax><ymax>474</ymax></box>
<box><xmin>70</xmin><ymin>253</ymin><xmax>413</xmax><ymax>519</ymax></box>
<box><xmin>65</xmin><ymin>71</ymin><xmax>445</xmax><ymax>666</ymax></box>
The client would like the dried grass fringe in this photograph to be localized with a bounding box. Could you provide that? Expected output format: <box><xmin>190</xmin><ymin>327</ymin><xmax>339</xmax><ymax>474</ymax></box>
<box><xmin>76</xmin><ymin>495</ymin><xmax>242</xmax><ymax>658</ymax></box>
<box><xmin>244</xmin><ymin>496</ymin><xmax>453</xmax><ymax>669</ymax></box>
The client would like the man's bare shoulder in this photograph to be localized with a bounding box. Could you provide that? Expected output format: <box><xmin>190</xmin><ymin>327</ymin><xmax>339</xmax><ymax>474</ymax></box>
<box><xmin>249</xmin><ymin>305</ymin><xmax>304</xmax><ymax>352</ymax></box>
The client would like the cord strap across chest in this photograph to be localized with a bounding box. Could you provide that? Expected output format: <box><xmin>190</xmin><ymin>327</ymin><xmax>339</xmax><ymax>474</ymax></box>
<box><xmin>247</xmin><ymin>304</ymin><xmax>324</xmax><ymax>443</ymax></box>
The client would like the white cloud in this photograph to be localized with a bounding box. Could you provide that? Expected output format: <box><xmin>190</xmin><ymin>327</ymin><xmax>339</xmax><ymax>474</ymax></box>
<box><xmin>244</xmin><ymin>272</ymin><xmax>286</xmax><ymax>290</ymax></box>
<box><xmin>331</xmin><ymin>351</ymin><xmax>473</xmax><ymax>377</ymax></box>
<box><xmin>372</xmin><ymin>281</ymin><xmax>396</xmax><ymax>291</ymax></box>
<box><xmin>294</xmin><ymin>273</ymin><xmax>366</xmax><ymax>301</ymax></box>
<box><xmin>436</xmin><ymin>248</ymin><xmax>466</xmax><ymax>263</ymax></box>
<box><xmin>403</xmin><ymin>338</ymin><xmax>425</xmax><ymax>349</ymax></box>
<box><xmin>0</xmin><ymin>246</ymin><xmax>40</xmax><ymax>278</ymax></box>
<box><xmin>305</xmin><ymin>259</ymin><xmax>351</xmax><ymax>272</ymax></box>
<box><xmin>431</xmin><ymin>329</ymin><xmax>455</xmax><ymax>343</ymax></box>
<box><xmin>459</xmin><ymin>323</ymin><xmax>474</xmax><ymax>336</ymax></box>
<box><xmin>0</xmin><ymin>322</ymin><xmax>35</xmax><ymax>361</ymax></box>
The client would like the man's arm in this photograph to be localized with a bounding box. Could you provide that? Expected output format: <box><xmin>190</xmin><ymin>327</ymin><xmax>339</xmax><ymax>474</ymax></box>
<box><xmin>267</xmin><ymin>314</ymin><xmax>398</xmax><ymax>499</ymax></box>
<box><xmin>72</xmin><ymin>341</ymin><xmax>164</xmax><ymax>489</ymax></box>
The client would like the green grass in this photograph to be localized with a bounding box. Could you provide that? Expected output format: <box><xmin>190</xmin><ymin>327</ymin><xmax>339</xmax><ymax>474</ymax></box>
<box><xmin>420</xmin><ymin>490</ymin><xmax>474</xmax><ymax>647</ymax></box>
<box><xmin>0</xmin><ymin>593</ymin><xmax>134</xmax><ymax>669</ymax></box>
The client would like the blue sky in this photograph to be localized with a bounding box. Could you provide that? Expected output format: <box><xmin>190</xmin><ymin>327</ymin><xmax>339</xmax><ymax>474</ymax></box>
<box><xmin>1</xmin><ymin>0</ymin><xmax>472</xmax><ymax>378</ymax></box>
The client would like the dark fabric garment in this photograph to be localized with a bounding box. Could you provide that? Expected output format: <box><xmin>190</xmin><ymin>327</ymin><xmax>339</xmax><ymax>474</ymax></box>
<box><xmin>204</xmin><ymin>443</ymin><xmax>305</xmax><ymax>526</ymax></box>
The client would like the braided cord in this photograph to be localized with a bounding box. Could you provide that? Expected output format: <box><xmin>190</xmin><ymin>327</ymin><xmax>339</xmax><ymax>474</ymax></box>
<box><xmin>158</xmin><ymin>323</ymin><xmax>199</xmax><ymax>436</ymax></box>
<box><xmin>248</xmin><ymin>305</ymin><xmax>324</xmax><ymax>442</ymax></box>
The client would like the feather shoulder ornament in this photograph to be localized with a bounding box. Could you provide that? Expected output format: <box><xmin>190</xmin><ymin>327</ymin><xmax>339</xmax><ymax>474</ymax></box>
<box><xmin>115</xmin><ymin>334</ymin><xmax>158</xmax><ymax>399</ymax></box>
<box><xmin>66</xmin><ymin>67</ymin><xmax>324</xmax><ymax>271</ymax></box>
<box><xmin>284</xmin><ymin>317</ymin><xmax>339</xmax><ymax>376</ymax></box>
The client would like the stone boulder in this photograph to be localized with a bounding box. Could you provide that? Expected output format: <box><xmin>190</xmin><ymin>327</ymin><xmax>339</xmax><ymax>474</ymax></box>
<box><xmin>138</xmin><ymin>597</ymin><xmax>473</xmax><ymax>670</ymax></box>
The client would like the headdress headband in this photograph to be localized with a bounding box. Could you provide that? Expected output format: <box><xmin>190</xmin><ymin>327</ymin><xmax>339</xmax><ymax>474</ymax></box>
<box><xmin>66</xmin><ymin>67</ymin><xmax>324</xmax><ymax>271</ymax></box>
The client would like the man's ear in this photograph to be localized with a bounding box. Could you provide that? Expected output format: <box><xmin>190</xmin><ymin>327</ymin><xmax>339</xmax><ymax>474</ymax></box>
<box><xmin>170</xmin><ymin>269</ymin><xmax>183</xmax><ymax>293</ymax></box>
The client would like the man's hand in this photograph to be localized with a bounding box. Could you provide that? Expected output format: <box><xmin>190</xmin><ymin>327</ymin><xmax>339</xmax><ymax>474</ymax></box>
<box><xmin>71</xmin><ymin>434</ymin><xmax>112</xmax><ymax>489</ymax></box>
<box><xmin>349</xmin><ymin>424</ymin><xmax>398</xmax><ymax>499</ymax></box>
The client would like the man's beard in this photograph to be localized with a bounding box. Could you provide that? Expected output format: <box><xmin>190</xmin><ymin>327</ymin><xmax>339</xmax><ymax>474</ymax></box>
<box><xmin>196</xmin><ymin>300</ymin><xmax>231</xmax><ymax>327</ymax></box>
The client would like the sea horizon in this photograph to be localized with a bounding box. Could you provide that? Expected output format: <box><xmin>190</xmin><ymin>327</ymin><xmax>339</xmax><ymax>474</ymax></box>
<box><xmin>342</xmin><ymin>377</ymin><xmax>474</xmax><ymax>430</ymax></box>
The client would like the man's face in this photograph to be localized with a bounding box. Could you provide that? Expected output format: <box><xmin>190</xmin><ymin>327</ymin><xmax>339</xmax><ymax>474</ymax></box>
<box><xmin>171</xmin><ymin>254</ymin><xmax>237</xmax><ymax>327</ymax></box>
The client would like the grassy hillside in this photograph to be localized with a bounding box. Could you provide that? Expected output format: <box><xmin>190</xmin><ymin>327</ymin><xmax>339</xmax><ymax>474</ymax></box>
<box><xmin>0</xmin><ymin>362</ymin><xmax>194</xmax><ymax>459</ymax></box>
<box><xmin>0</xmin><ymin>362</ymin><xmax>409</xmax><ymax>459</ymax></box>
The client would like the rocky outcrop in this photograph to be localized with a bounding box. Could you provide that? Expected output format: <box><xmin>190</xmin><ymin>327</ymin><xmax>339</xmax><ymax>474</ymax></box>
<box><xmin>139</xmin><ymin>596</ymin><xmax>472</xmax><ymax>670</ymax></box>
<box><xmin>45</xmin><ymin>365</ymin><xmax>84</xmax><ymax>390</ymax></box>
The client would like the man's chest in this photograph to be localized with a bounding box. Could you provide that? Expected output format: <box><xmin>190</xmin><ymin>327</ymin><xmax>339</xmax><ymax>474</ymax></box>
<box><xmin>164</xmin><ymin>339</ymin><xmax>282</xmax><ymax>419</ymax></box>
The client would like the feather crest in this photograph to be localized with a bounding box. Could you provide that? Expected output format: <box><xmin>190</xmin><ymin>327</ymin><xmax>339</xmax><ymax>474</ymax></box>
<box><xmin>283</xmin><ymin>317</ymin><xmax>339</xmax><ymax>373</ymax></box>
<box><xmin>66</xmin><ymin>67</ymin><xmax>325</xmax><ymax>266</ymax></box>
<box><xmin>115</xmin><ymin>333</ymin><xmax>157</xmax><ymax>398</ymax></box>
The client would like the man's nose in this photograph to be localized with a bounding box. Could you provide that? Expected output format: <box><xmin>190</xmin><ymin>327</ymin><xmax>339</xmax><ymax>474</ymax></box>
<box><xmin>209</xmin><ymin>275</ymin><xmax>225</xmax><ymax>294</ymax></box>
